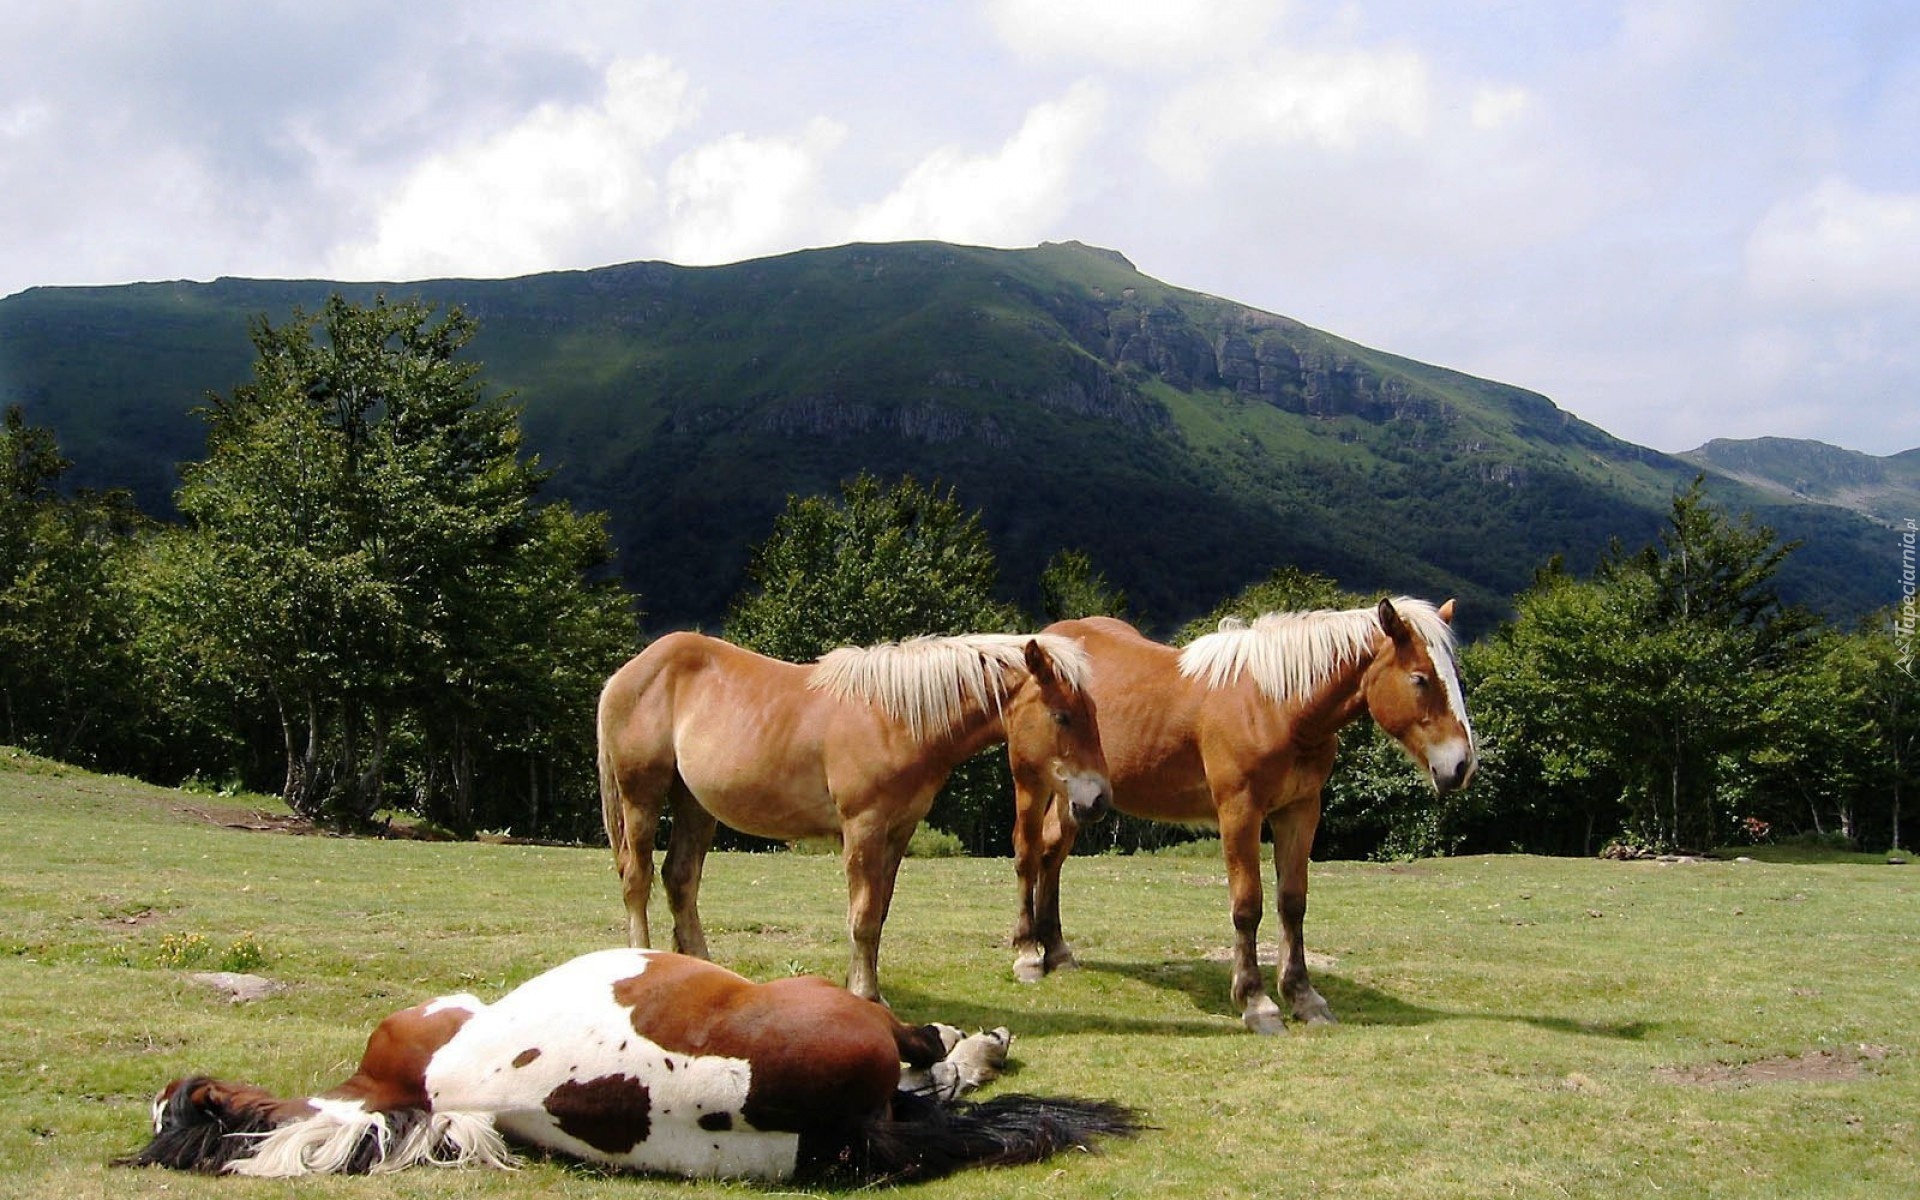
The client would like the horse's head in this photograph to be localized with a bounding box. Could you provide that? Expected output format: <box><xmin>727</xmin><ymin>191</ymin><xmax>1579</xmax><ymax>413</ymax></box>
<box><xmin>1361</xmin><ymin>598</ymin><xmax>1477</xmax><ymax>794</ymax></box>
<box><xmin>1006</xmin><ymin>638</ymin><xmax>1112</xmax><ymax>826</ymax></box>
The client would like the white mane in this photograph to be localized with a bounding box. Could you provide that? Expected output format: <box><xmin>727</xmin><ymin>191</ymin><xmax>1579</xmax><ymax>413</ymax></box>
<box><xmin>1177</xmin><ymin>597</ymin><xmax>1461</xmax><ymax>704</ymax></box>
<box><xmin>808</xmin><ymin>633</ymin><xmax>1090</xmax><ymax>740</ymax></box>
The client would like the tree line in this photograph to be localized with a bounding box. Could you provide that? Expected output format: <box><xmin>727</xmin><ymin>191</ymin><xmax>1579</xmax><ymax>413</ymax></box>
<box><xmin>2</xmin><ymin>297</ymin><xmax>1911</xmax><ymax>855</ymax></box>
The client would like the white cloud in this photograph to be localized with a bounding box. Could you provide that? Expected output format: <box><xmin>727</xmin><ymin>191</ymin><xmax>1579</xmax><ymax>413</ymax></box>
<box><xmin>850</xmin><ymin>82</ymin><xmax>1108</xmax><ymax>246</ymax></box>
<box><xmin>1469</xmin><ymin>84</ymin><xmax>1533</xmax><ymax>131</ymax></box>
<box><xmin>1745</xmin><ymin>177</ymin><xmax>1920</xmax><ymax>306</ymax></box>
<box><xmin>0</xmin><ymin>97</ymin><xmax>52</xmax><ymax>139</ymax></box>
<box><xmin>329</xmin><ymin>56</ymin><xmax>696</xmax><ymax>281</ymax></box>
<box><xmin>662</xmin><ymin>118</ymin><xmax>848</xmax><ymax>265</ymax></box>
<box><xmin>1146</xmin><ymin>47</ymin><xmax>1431</xmax><ymax>179</ymax></box>
<box><xmin>983</xmin><ymin>0</ymin><xmax>1282</xmax><ymax>70</ymax></box>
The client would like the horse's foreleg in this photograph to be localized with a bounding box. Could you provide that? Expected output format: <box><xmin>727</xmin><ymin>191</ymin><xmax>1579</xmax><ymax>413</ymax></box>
<box><xmin>1219</xmin><ymin>798</ymin><xmax>1286</xmax><ymax>1034</ymax></box>
<box><xmin>1034</xmin><ymin>796</ymin><xmax>1081</xmax><ymax>973</ymax></box>
<box><xmin>662</xmin><ymin>782</ymin><xmax>717</xmax><ymax>960</ymax></box>
<box><xmin>1012</xmin><ymin>789</ymin><xmax>1083</xmax><ymax>983</ymax></box>
<box><xmin>842</xmin><ymin>820</ymin><xmax>912</xmax><ymax>1004</ymax></box>
<box><xmin>1271</xmin><ymin>797</ymin><xmax>1335</xmax><ymax>1025</ymax></box>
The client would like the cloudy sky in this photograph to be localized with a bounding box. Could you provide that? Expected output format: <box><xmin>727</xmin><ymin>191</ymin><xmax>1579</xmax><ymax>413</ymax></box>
<box><xmin>4</xmin><ymin>1</ymin><xmax>1916</xmax><ymax>455</ymax></box>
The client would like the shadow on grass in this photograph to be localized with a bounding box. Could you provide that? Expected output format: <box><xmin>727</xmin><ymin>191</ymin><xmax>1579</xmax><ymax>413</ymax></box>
<box><xmin>879</xmin><ymin>980</ymin><xmax>1246</xmax><ymax>1040</ymax></box>
<box><xmin>1084</xmin><ymin>958</ymin><xmax>1655</xmax><ymax>1041</ymax></box>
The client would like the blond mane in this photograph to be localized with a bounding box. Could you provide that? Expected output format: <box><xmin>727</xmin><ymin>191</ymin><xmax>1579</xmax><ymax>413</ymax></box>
<box><xmin>1177</xmin><ymin>597</ymin><xmax>1460</xmax><ymax>704</ymax></box>
<box><xmin>808</xmin><ymin>633</ymin><xmax>1090</xmax><ymax>740</ymax></box>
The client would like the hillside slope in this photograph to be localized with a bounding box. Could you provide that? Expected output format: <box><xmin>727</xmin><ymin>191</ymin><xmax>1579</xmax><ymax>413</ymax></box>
<box><xmin>0</xmin><ymin>240</ymin><xmax>1886</xmax><ymax>632</ymax></box>
<box><xmin>1683</xmin><ymin>437</ymin><xmax>1920</xmax><ymax>528</ymax></box>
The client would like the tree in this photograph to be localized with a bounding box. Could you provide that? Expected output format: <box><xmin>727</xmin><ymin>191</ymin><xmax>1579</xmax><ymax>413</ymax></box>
<box><xmin>726</xmin><ymin>473</ymin><xmax>1018</xmax><ymax>660</ymax></box>
<box><xmin>151</xmin><ymin>295</ymin><xmax>635</xmax><ymax>830</ymax></box>
<box><xmin>1174</xmin><ymin>565</ymin><xmax>1357</xmax><ymax>643</ymax></box>
<box><xmin>1038</xmin><ymin>548</ymin><xmax>1127</xmax><ymax>622</ymax></box>
<box><xmin>0</xmin><ymin>407</ymin><xmax>143</xmax><ymax>762</ymax></box>
<box><xmin>1471</xmin><ymin>482</ymin><xmax>1812</xmax><ymax>852</ymax></box>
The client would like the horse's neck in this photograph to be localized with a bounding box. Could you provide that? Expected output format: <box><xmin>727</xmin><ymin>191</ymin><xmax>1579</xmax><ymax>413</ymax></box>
<box><xmin>1288</xmin><ymin>646</ymin><xmax>1375</xmax><ymax>745</ymax></box>
<box><xmin>938</xmin><ymin>675</ymin><xmax>1019</xmax><ymax>759</ymax></box>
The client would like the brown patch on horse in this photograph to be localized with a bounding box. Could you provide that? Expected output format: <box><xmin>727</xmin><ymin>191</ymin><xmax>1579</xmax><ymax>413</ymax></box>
<box><xmin>329</xmin><ymin>1001</ymin><xmax>475</xmax><ymax>1112</ymax></box>
<box><xmin>611</xmin><ymin>957</ymin><xmax>902</xmax><ymax>1133</ymax></box>
<box><xmin>543</xmin><ymin>1074</ymin><xmax>654</xmax><ymax>1154</ymax></box>
<box><xmin>512</xmin><ymin>1048</ymin><xmax>541</xmax><ymax>1068</ymax></box>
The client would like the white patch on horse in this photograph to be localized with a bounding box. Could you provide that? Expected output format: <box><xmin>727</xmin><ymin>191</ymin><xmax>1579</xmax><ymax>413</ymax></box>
<box><xmin>423</xmin><ymin>949</ymin><xmax>799</xmax><ymax>1180</ymax></box>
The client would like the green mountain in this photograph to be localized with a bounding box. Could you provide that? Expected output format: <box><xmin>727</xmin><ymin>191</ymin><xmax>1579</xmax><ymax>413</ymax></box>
<box><xmin>1682</xmin><ymin>437</ymin><xmax>1920</xmax><ymax>529</ymax></box>
<box><xmin>0</xmin><ymin>240</ymin><xmax>1887</xmax><ymax>634</ymax></box>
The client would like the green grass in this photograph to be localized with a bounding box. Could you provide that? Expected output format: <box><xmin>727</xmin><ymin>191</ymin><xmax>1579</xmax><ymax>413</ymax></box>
<box><xmin>4</xmin><ymin>746</ymin><xmax>1916</xmax><ymax>1198</ymax></box>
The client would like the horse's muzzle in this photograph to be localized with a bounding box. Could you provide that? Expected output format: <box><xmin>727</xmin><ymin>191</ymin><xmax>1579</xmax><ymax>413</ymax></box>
<box><xmin>1066</xmin><ymin>778</ymin><xmax>1113</xmax><ymax>825</ymax></box>
<box><xmin>1428</xmin><ymin>744</ymin><xmax>1476</xmax><ymax>795</ymax></box>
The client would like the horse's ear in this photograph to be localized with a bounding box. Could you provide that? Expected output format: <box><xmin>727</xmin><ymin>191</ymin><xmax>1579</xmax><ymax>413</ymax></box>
<box><xmin>1023</xmin><ymin>638</ymin><xmax>1059</xmax><ymax>689</ymax></box>
<box><xmin>1377</xmin><ymin>598</ymin><xmax>1412</xmax><ymax>647</ymax></box>
<box><xmin>1437</xmin><ymin>598</ymin><xmax>1456</xmax><ymax>625</ymax></box>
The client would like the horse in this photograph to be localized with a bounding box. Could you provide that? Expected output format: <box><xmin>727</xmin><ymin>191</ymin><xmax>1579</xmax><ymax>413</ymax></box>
<box><xmin>598</xmin><ymin>631</ymin><xmax>1111</xmax><ymax>1003</ymax></box>
<box><xmin>120</xmin><ymin>948</ymin><xmax>1139</xmax><ymax>1182</ymax></box>
<box><xmin>1014</xmin><ymin>598</ymin><xmax>1477</xmax><ymax>1034</ymax></box>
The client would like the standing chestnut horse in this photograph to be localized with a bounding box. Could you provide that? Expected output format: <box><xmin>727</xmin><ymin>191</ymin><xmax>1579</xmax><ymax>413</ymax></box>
<box><xmin>600</xmin><ymin>632</ymin><xmax>1110</xmax><ymax>1003</ymax></box>
<box><xmin>1014</xmin><ymin>599</ymin><xmax>1476</xmax><ymax>1033</ymax></box>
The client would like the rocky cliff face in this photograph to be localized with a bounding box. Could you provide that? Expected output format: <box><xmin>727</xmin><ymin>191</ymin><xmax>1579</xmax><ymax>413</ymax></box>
<box><xmin>1054</xmin><ymin>290</ymin><xmax>1454</xmax><ymax>427</ymax></box>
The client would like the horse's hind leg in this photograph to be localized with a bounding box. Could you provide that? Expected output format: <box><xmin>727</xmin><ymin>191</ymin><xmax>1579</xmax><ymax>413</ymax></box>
<box><xmin>610</xmin><ymin>768</ymin><xmax>670</xmax><ymax>948</ymax></box>
<box><xmin>662</xmin><ymin>780</ymin><xmax>717</xmax><ymax>960</ymax></box>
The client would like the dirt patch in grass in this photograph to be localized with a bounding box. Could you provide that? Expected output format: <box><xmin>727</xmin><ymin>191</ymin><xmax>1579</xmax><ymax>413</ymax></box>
<box><xmin>1656</xmin><ymin>1045</ymin><xmax>1892</xmax><ymax>1087</ymax></box>
<box><xmin>171</xmin><ymin>802</ymin><xmax>314</xmax><ymax>835</ymax></box>
<box><xmin>1203</xmin><ymin>944</ymin><xmax>1339</xmax><ymax>969</ymax></box>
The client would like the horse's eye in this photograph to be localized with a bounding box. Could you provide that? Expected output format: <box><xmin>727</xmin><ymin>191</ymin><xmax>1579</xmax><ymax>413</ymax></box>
<box><xmin>1410</xmin><ymin>672</ymin><xmax>1431</xmax><ymax>690</ymax></box>
<box><xmin>1052</xmin><ymin>709</ymin><xmax>1072</xmax><ymax>728</ymax></box>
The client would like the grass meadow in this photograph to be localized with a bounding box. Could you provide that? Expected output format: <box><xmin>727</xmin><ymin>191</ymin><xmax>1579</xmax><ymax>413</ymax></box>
<box><xmin>3</xmin><ymin>747</ymin><xmax>1915</xmax><ymax>1199</ymax></box>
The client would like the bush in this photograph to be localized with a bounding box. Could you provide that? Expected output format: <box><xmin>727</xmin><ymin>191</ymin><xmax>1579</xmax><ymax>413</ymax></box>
<box><xmin>906</xmin><ymin>825</ymin><xmax>967</xmax><ymax>858</ymax></box>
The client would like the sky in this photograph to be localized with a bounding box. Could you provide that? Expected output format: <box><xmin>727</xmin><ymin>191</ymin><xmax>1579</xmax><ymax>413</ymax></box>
<box><xmin>3</xmin><ymin>0</ymin><xmax>1916</xmax><ymax>456</ymax></box>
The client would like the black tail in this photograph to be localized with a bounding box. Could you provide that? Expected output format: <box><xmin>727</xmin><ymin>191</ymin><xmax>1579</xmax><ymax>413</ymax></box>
<box><xmin>805</xmin><ymin>1091</ymin><xmax>1142</xmax><ymax>1184</ymax></box>
<box><xmin>114</xmin><ymin>1077</ymin><xmax>278</xmax><ymax>1173</ymax></box>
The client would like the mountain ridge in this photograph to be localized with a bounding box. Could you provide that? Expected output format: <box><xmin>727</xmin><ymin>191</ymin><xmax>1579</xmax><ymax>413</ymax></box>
<box><xmin>0</xmin><ymin>239</ymin><xmax>1887</xmax><ymax>633</ymax></box>
<box><xmin>1681</xmin><ymin>436</ymin><xmax>1919</xmax><ymax>528</ymax></box>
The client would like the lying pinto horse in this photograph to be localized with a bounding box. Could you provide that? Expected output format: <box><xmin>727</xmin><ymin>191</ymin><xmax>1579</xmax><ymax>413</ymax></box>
<box><xmin>120</xmin><ymin>948</ymin><xmax>1136</xmax><ymax>1183</ymax></box>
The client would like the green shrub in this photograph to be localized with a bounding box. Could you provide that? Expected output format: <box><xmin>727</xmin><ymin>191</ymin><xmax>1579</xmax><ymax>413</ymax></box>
<box><xmin>906</xmin><ymin>825</ymin><xmax>967</xmax><ymax>858</ymax></box>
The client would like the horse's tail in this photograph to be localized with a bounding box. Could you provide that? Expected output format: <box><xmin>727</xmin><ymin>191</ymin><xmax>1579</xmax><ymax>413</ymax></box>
<box><xmin>597</xmin><ymin>673</ymin><xmax>630</xmax><ymax>879</ymax></box>
<box><xmin>117</xmin><ymin>1077</ymin><xmax>512</xmax><ymax>1176</ymax></box>
<box><xmin>815</xmin><ymin>1092</ymin><xmax>1141</xmax><ymax>1184</ymax></box>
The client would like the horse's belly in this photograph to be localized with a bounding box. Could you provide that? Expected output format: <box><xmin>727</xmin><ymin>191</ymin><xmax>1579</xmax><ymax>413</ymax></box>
<box><xmin>675</xmin><ymin>759</ymin><xmax>839</xmax><ymax>840</ymax></box>
<box><xmin>497</xmin><ymin>1107</ymin><xmax>801</xmax><ymax>1180</ymax></box>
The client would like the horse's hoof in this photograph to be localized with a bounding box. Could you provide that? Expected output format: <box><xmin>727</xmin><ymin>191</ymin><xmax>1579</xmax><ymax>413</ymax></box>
<box><xmin>1044</xmin><ymin>949</ymin><xmax>1081</xmax><ymax>973</ymax></box>
<box><xmin>1291</xmin><ymin>989</ymin><xmax>1338</xmax><ymax>1025</ymax></box>
<box><xmin>1013</xmin><ymin>951</ymin><xmax>1047</xmax><ymax>984</ymax></box>
<box><xmin>949</xmin><ymin>1027</ymin><xmax>1012</xmax><ymax>1077</ymax></box>
<box><xmin>1241</xmin><ymin>998</ymin><xmax>1288</xmax><ymax>1035</ymax></box>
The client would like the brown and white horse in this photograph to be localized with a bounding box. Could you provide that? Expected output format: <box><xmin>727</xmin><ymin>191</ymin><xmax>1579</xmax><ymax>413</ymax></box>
<box><xmin>121</xmin><ymin>948</ymin><xmax>1137</xmax><ymax>1182</ymax></box>
<box><xmin>1015</xmin><ymin>599</ymin><xmax>1477</xmax><ymax>1034</ymax></box>
<box><xmin>598</xmin><ymin>632</ymin><xmax>1110</xmax><ymax>1003</ymax></box>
